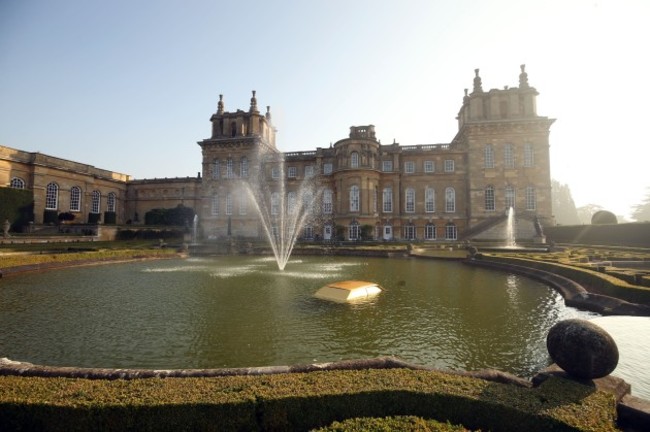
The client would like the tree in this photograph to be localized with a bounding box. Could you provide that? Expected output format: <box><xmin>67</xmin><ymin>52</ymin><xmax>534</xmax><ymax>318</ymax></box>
<box><xmin>631</xmin><ymin>188</ymin><xmax>650</xmax><ymax>222</ymax></box>
<box><xmin>551</xmin><ymin>180</ymin><xmax>580</xmax><ymax>225</ymax></box>
<box><xmin>576</xmin><ymin>204</ymin><xmax>604</xmax><ymax>225</ymax></box>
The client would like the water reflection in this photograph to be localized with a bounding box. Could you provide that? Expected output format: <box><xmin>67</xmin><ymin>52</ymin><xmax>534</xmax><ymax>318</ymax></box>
<box><xmin>0</xmin><ymin>256</ymin><xmax>596</xmax><ymax>377</ymax></box>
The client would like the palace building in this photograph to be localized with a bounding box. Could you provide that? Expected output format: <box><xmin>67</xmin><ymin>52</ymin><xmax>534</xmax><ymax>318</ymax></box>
<box><xmin>0</xmin><ymin>66</ymin><xmax>554</xmax><ymax>242</ymax></box>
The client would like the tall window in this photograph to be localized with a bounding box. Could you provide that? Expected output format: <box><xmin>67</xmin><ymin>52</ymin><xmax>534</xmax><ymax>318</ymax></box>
<box><xmin>323</xmin><ymin>189</ymin><xmax>333</xmax><ymax>214</ymax></box>
<box><xmin>226</xmin><ymin>158</ymin><xmax>234</xmax><ymax>178</ymax></box>
<box><xmin>525</xmin><ymin>186</ymin><xmax>536</xmax><ymax>210</ymax></box>
<box><xmin>484</xmin><ymin>185</ymin><xmax>495</xmax><ymax>211</ymax></box>
<box><xmin>425</xmin><ymin>223</ymin><xmax>436</xmax><ymax>240</ymax></box>
<box><xmin>107</xmin><ymin>192</ymin><xmax>116</xmax><ymax>212</ymax></box>
<box><xmin>505</xmin><ymin>185</ymin><xmax>516</xmax><ymax>209</ymax></box>
<box><xmin>348</xmin><ymin>220</ymin><xmax>360</xmax><ymax>240</ymax></box>
<box><xmin>445</xmin><ymin>187</ymin><xmax>455</xmax><ymax>213</ymax></box>
<box><xmin>403</xmin><ymin>224</ymin><xmax>416</xmax><ymax>240</ymax></box>
<box><xmin>239</xmin><ymin>195</ymin><xmax>247</xmax><ymax>215</ymax></box>
<box><xmin>211</xmin><ymin>194</ymin><xmax>219</xmax><ymax>215</ymax></box>
<box><xmin>404</xmin><ymin>161</ymin><xmax>415</xmax><ymax>173</ymax></box>
<box><xmin>484</xmin><ymin>144</ymin><xmax>495</xmax><ymax>168</ymax></box>
<box><xmin>212</xmin><ymin>160</ymin><xmax>220</xmax><ymax>179</ymax></box>
<box><xmin>70</xmin><ymin>186</ymin><xmax>81</xmax><ymax>212</ymax></box>
<box><xmin>323</xmin><ymin>163</ymin><xmax>333</xmax><ymax>175</ymax></box>
<box><xmin>504</xmin><ymin>144</ymin><xmax>515</xmax><ymax>168</ymax></box>
<box><xmin>91</xmin><ymin>190</ymin><xmax>101</xmax><ymax>214</ymax></box>
<box><xmin>405</xmin><ymin>188</ymin><xmax>415</xmax><ymax>213</ymax></box>
<box><xmin>226</xmin><ymin>193</ymin><xmax>233</xmax><ymax>215</ymax></box>
<box><xmin>240</xmin><ymin>157</ymin><xmax>248</xmax><ymax>178</ymax></box>
<box><xmin>303</xmin><ymin>191</ymin><xmax>314</xmax><ymax>214</ymax></box>
<box><xmin>287</xmin><ymin>191</ymin><xmax>297</xmax><ymax>214</ymax></box>
<box><xmin>349</xmin><ymin>185</ymin><xmax>360</xmax><ymax>212</ymax></box>
<box><xmin>305</xmin><ymin>165</ymin><xmax>314</xmax><ymax>177</ymax></box>
<box><xmin>372</xmin><ymin>188</ymin><xmax>377</xmax><ymax>213</ymax></box>
<box><xmin>10</xmin><ymin>177</ymin><xmax>25</xmax><ymax>189</ymax></box>
<box><xmin>271</xmin><ymin>166</ymin><xmax>280</xmax><ymax>179</ymax></box>
<box><xmin>45</xmin><ymin>182</ymin><xmax>59</xmax><ymax>210</ymax></box>
<box><xmin>382</xmin><ymin>160</ymin><xmax>393</xmax><ymax>172</ymax></box>
<box><xmin>425</xmin><ymin>187</ymin><xmax>435</xmax><ymax>212</ymax></box>
<box><xmin>350</xmin><ymin>151</ymin><xmax>359</xmax><ymax>168</ymax></box>
<box><xmin>303</xmin><ymin>225</ymin><xmax>314</xmax><ymax>239</ymax></box>
<box><xmin>382</xmin><ymin>187</ymin><xmax>393</xmax><ymax>213</ymax></box>
<box><xmin>288</xmin><ymin>167</ymin><xmax>297</xmax><ymax>178</ymax></box>
<box><xmin>445</xmin><ymin>223</ymin><xmax>458</xmax><ymax>240</ymax></box>
<box><xmin>424</xmin><ymin>160</ymin><xmax>434</xmax><ymax>173</ymax></box>
<box><xmin>524</xmin><ymin>143</ymin><xmax>534</xmax><ymax>167</ymax></box>
<box><xmin>271</xmin><ymin>192</ymin><xmax>280</xmax><ymax>215</ymax></box>
<box><xmin>444</xmin><ymin>159</ymin><xmax>455</xmax><ymax>172</ymax></box>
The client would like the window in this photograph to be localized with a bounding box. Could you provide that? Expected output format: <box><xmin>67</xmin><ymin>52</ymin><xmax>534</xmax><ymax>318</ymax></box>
<box><xmin>505</xmin><ymin>185</ymin><xmax>516</xmax><ymax>210</ymax></box>
<box><xmin>403</xmin><ymin>224</ymin><xmax>416</xmax><ymax>240</ymax></box>
<box><xmin>288</xmin><ymin>166</ymin><xmax>297</xmax><ymax>178</ymax></box>
<box><xmin>425</xmin><ymin>187</ymin><xmax>435</xmax><ymax>212</ymax></box>
<box><xmin>70</xmin><ymin>186</ymin><xmax>81</xmax><ymax>212</ymax></box>
<box><xmin>382</xmin><ymin>160</ymin><xmax>393</xmax><ymax>172</ymax></box>
<box><xmin>484</xmin><ymin>144</ymin><xmax>494</xmax><ymax>168</ymax></box>
<box><xmin>271</xmin><ymin>192</ymin><xmax>280</xmax><ymax>215</ymax></box>
<box><xmin>239</xmin><ymin>194</ymin><xmax>247</xmax><ymax>215</ymax></box>
<box><xmin>485</xmin><ymin>185</ymin><xmax>495</xmax><ymax>211</ymax></box>
<box><xmin>525</xmin><ymin>186</ymin><xmax>536</xmax><ymax>210</ymax></box>
<box><xmin>524</xmin><ymin>143</ymin><xmax>534</xmax><ymax>167</ymax></box>
<box><xmin>372</xmin><ymin>188</ymin><xmax>377</xmax><ymax>213</ymax></box>
<box><xmin>445</xmin><ymin>187</ymin><xmax>455</xmax><ymax>213</ymax></box>
<box><xmin>350</xmin><ymin>151</ymin><xmax>359</xmax><ymax>168</ymax></box>
<box><xmin>323</xmin><ymin>163</ymin><xmax>333</xmax><ymax>175</ymax></box>
<box><xmin>305</xmin><ymin>165</ymin><xmax>314</xmax><ymax>177</ymax></box>
<box><xmin>107</xmin><ymin>192</ymin><xmax>116</xmax><ymax>212</ymax></box>
<box><xmin>404</xmin><ymin>161</ymin><xmax>415</xmax><ymax>173</ymax></box>
<box><xmin>240</xmin><ymin>157</ymin><xmax>248</xmax><ymax>178</ymax></box>
<box><xmin>382</xmin><ymin>188</ymin><xmax>393</xmax><ymax>213</ymax></box>
<box><xmin>425</xmin><ymin>223</ymin><xmax>436</xmax><ymax>240</ymax></box>
<box><xmin>323</xmin><ymin>189</ymin><xmax>333</xmax><ymax>214</ymax></box>
<box><xmin>226</xmin><ymin>193</ymin><xmax>233</xmax><ymax>215</ymax></box>
<box><xmin>349</xmin><ymin>185</ymin><xmax>359</xmax><ymax>212</ymax></box>
<box><xmin>271</xmin><ymin>166</ymin><xmax>280</xmax><ymax>179</ymax></box>
<box><xmin>445</xmin><ymin>223</ymin><xmax>458</xmax><ymax>240</ymax></box>
<box><xmin>10</xmin><ymin>177</ymin><xmax>25</xmax><ymax>189</ymax></box>
<box><xmin>504</xmin><ymin>144</ymin><xmax>515</xmax><ymax>169</ymax></box>
<box><xmin>91</xmin><ymin>190</ymin><xmax>101</xmax><ymax>214</ymax></box>
<box><xmin>424</xmin><ymin>160</ymin><xmax>434</xmax><ymax>173</ymax></box>
<box><xmin>303</xmin><ymin>225</ymin><xmax>314</xmax><ymax>239</ymax></box>
<box><xmin>211</xmin><ymin>194</ymin><xmax>219</xmax><ymax>215</ymax></box>
<box><xmin>444</xmin><ymin>159</ymin><xmax>455</xmax><ymax>172</ymax></box>
<box><xmin>303</xmin><ymin>191</ymin><xmax>314</xmax><ymax>214</ymax></box>
<box><xmin>287</xmin><ymin>191</ymin><xmax>297</xmax><ymax>214</ymax></box>
<box><xmin>348</xmin><ymin>220</ymin><xmax>360</xmax><ymax>240</ymax></box>
<box><xmin>405</xmin><ymin>188</ymin><xmax>415</xmax><ymax>213</ymax></box>
<box><xmin>212</xmin><ymin>160</ymin><xmax>220</xmax><ymax>179</ymax></box>
<box><xmin>226</xmin><ymin>158</ymin><xmax>234</xmax><ymax>178</ymax></box>
<box><xmin>45</xmin><ymin>183</ymin><xmax>59</xmax><ymax>210</ymax></box>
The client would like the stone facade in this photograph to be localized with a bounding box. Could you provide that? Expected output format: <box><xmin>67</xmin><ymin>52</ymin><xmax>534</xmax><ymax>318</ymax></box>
<box><xmin>0</xmin><ymin>66</ymin><xmax>554</xmax><ymax>241</ymax></box>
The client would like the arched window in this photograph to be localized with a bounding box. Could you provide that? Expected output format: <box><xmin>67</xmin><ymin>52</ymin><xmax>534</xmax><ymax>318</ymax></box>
<box><xmin>405</xmin><ymin>188</ymin><xmax>415</xmax><ymax>213</ymax></box>
<box><xmin>45</xmin><ymin>182</ymin><xmax>59</xmax><ymax>210</ymax></box>
<box><xmin>349</xmin><ymin>185</ymin><xmax>359</xmax><ymax>212</ymax></box>
<box><xmin>403</xmin><ymin>223</ymin><xmax>416</xmax><ymax>240</ymax></box>
<box><xmin>287</xmin><ymin>191</ymin><xmax>297</xmax><ymax>214</ymax></box>
<box><xmin>10</xmin><ymin>177</ymin><xmax>25</xmax><ymax>189</ymax></box>
<box><xmin>505</xmin><ymin>185</ymin><xmax>516</xmax><ymax>210</ymax></box>
<box><xmin>425</xmin><ymin>223</ymin><xmax>436</xmax><ymax>240</ymax></box>
<box><xmin>485</xmin><ymin>185</ymin><xmax>495</xmax><ymax>211</ymax></box>
<box><xmin>382</xmin><ymin>187</ymin><xmax>392</xmax><ymax>213</ymax></box>
<box><xmin>91</xmin><ymin>190</ymin><xmax>101</xmax><ymax>214</ymax></box>
<box><xmin>445</xmin><ymin>223</ymin><xmax>457</xmax><ymax>240</ymax></box>
<box><xmin>445</xmin><ymin>187</ymin><xmax>455</xmax><ymax>213</ymax></box>
<box><xmin>525</xmin><ymin>186</ymin><xmax>536</xmax><ymax>210</ymax></box>
<box><xmin>271</xmin><ymin>192</ymin><xmax>280</xmax><ymax>215</ymax></box>
<box><xmin>350</xmin><ymin>151</ymin><xmax>359</xmax><ymax>168</ymax></box>
<box><xmin>303</xmin><ymin>225</ymin><xmax>314</xmax><ymax>239</ymax></box>
<box><xmin>524</xmin><ymin>143</ymin><xmax>534</xmax><ymax>167</ymax></box>
<box><xmin>425</xmin><ymin>187</ymin><xmax>435</xmax><ymax>213</ymax></box>
<box><xmin>70</xmin><ymin>186</ymin><xmax>82</xmax><ymax>212</ymax></box>
<box><xmin>211</xmin><ymin>194</ymin><xmax>219</xmax><ymax>215</ymax></box>
<box><xmin>240</xmin><ymin>157</ymin><xmax>249</xmax><ymax>178</ymax></box>
<box><xmin>107</xmin><ymin>192</ymin><xmax>116</xmax><ymax>212</ymax></box>
<box><xmin>323</xmin><ymin>189</ymin><xmax>333</xmax><ymax>214</ymax></box>
<box><xmin>348</xmin><ymin>220</ymin><xmax>360</xmax><ymax>240</ymax></box>
<box><xmin>504</xmin><ymin>143</ymin><xmax>515</xmax><ymax>168</ymax></box>
<box><xmin>212</xmin><ymin>160</ymin><xmax>220</xmax><ymax>179</ymax></box>
<box><xmin>484</xmin><ymin>144</ymin><xmax>494</xmax><ymax>168</ymax></box>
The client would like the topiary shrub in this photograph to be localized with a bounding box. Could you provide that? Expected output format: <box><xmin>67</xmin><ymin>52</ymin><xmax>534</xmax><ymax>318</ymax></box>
<box><xmin>0</xmin><ymin>187</ymin><xmax>34</xmax><ymax>231</ymax></box>
<box><xmin>43</xmin><ymin>209</ymin><xmax>58</xmax><ymax>224</ymax></box>
<box><xmin>58</xmin><ymin>212</ymin><xmax>76</xmax><ymax>223</ymax></box>
<box><xmin>591</xmin><ymin>210</ymin><xmax>617</xmax><ymax>225</ymax></box>
<box><xmin>88</xmin><ymin>213</ymin><xmax>101</xmax><ymax>224</ymax></box>
<box><xmin>104</xmin><ymin>211</ymin><xmax>116</xmax><ymax>225</ymax></box>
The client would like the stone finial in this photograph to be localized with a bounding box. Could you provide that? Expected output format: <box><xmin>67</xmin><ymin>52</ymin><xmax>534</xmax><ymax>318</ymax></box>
<box><xmin>217</xmin><ymin>94</ymin><xmax>224</xmax><ymax>115</ymax></box>
<box><xmin>473</xmin><ymin>68</ymin><xmax>483</xmax><ymax>93</ymax></box>
<box><xmin>463</xmin><ymin>88</ymin><xmax>469</xmax><ymax>103</ymax></box>
<box><xmin>250</xmin><ymin>90</ymin><xmax>259</xmax><ymax>113</ymax></box>
<box><xmin>519</xmin><ymin>64</ymin><xmax>529</xmax><ymax>89</ymax></box>
<box><xmin>265</xmin><ymin>105</ymin><xmax>271</xmax><ymax>121</ymax></box>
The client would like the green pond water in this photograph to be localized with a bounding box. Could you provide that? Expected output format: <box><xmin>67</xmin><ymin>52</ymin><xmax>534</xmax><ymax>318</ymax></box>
<box><xmin>0</xmin><ymin>255</ymin><xmax>597</xmax><ymax>378</ymax></box>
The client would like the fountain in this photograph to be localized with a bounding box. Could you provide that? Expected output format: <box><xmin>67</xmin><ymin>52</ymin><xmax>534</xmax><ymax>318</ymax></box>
<box><xmin>243</xmin><ymin>150</ymin><xmax>322</xmax><ymax>271</ymax></box>
<box><xmin>191</xmin><ymin>214</ymin><xmax>199</xmax><ymax>245</ymax></box>
<box><xmin>505</xmin><ymin>206</ymin><xmax>516</xmax><ymax>248</ymax></box>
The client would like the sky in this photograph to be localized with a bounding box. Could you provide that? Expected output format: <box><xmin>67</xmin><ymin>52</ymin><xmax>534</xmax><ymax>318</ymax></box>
<box><xmin>1</xmin><ymin>0</ymin><xmax>649</xmax><ymax>219</ymax></box>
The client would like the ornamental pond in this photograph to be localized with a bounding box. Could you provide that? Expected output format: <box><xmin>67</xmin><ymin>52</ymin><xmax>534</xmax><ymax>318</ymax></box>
<box><xmin>1</xmin><ymin>255</ymin><xmax>599</xmax><ymax>378</ymax></box>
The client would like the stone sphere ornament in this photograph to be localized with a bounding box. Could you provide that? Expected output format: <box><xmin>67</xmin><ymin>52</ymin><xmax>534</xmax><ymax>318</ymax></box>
<box><xmin>546</xmin><ymin>319</ymin><xmax>619</xmax><ymax>379</ymax></box>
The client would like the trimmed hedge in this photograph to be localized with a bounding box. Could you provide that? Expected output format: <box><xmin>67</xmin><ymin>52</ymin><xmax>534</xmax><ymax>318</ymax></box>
<box><xmin>0</xmin><ymin>369</ymin><xmax>619</xmax><ymax>432</ymax></box>
<box><xmin>0</xmin><ymin>187</ymin><xmax>33</xmax><ymax>231</ymax></box>
<box><xmin>314</xmin><ymin>416</ymin><xmax>476</xmax><ymax>431</ymax></box>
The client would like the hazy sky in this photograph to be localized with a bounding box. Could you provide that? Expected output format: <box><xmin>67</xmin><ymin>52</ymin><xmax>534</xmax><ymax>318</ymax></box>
<box><xmin>1</xmin><ymin>0</ymin><xmax>648</xmax><ymax>218</ymax></box>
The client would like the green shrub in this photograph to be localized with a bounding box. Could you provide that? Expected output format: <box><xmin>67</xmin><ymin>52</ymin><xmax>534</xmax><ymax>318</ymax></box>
<box><xmin>104</xmin><ymin>211</ymin><xmax>116</xmax><ymax>225</ymax></box>
<box><xmin>0</xmin><ymin>187</ymin><xmax>34</xmax><ymax>231</ymax></box>
<box><xmin>43</xmin><ymin>209</ymin><xmax>58</xmax><ymax>224</ymax></box>
<box><xmin>144</xmin><ymin>205</ymin><xmax>195</xmax><ymax>227</ymax></box>
<box><xmin>87</xmin><ymin>212</ymin><xmax>101</xmax><ymax>224</ymax></box>
<box><xmin>313</xmin><ymin>416</ymin><xmax>476</xmax><ymax>431</ymax></box>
